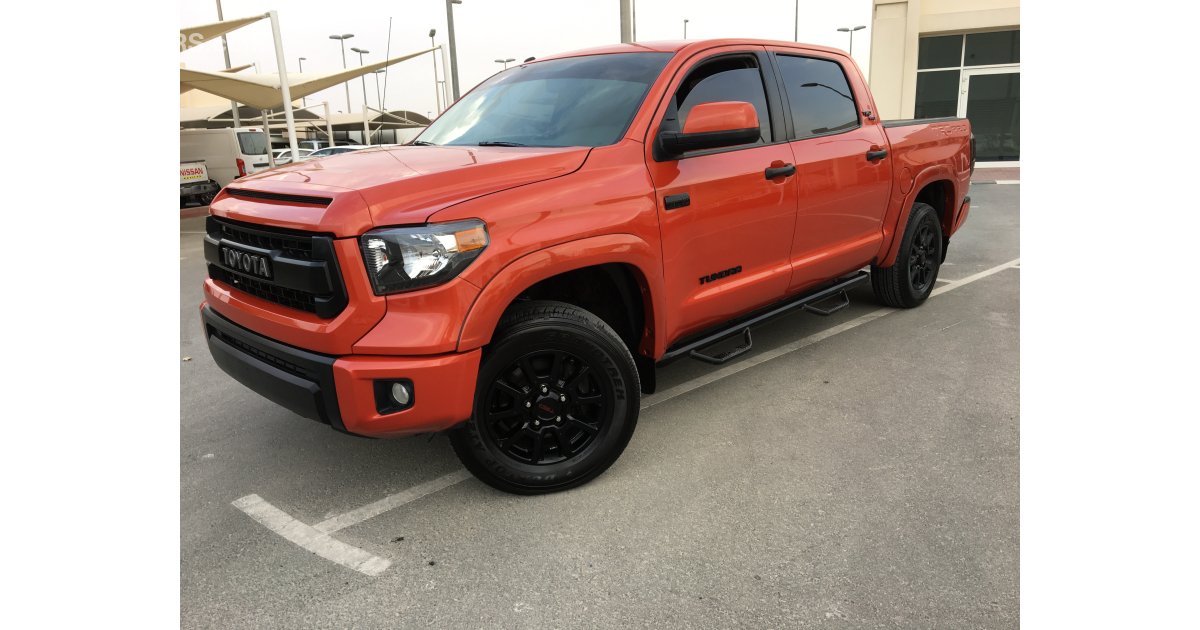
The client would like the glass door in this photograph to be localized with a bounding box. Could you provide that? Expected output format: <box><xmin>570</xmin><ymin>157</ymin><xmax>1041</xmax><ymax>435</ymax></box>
<box><xmin>958</xmin><ymin>68</ymin><xmax>1020</xmax><ymax>162</ymax></box>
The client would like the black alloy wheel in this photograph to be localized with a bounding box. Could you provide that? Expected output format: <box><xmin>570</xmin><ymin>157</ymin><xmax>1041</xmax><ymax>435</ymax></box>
<box><xmin>481</xmin><ymin>348</ymin><xmax>609</xmax><ymax>466</ymax></box>
<box><xmin>870</xmin><ymin>201</ymin><xmax>944</xmax><ymax>308</ymax></box>
<box><xmin>449</xmin><ymin>301</ymin><xmax>640</xmax><ymax>494</ymax></box>
<box><xmin>908</xmin><ymin>218</ymin><xmax>938</xmax><ymax>294</ymax></box>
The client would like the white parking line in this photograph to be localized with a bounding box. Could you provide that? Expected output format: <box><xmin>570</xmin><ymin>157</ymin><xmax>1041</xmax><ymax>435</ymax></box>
<box><xmin>313</xmin><ymin>470</ymin><xmax>473</xmax><ymax>534</ymax></box>
<box><xmin>232</xmin><ymin>494</ymin><xmax>391</xmax><ymax>576</ymax></box>
<box><xmin>233</xmin><ymin>257</ymin><xmax>1019</xmax><ymax>575</ymax></box>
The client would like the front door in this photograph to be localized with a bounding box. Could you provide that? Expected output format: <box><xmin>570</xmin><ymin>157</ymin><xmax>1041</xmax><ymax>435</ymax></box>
<box><xmin>644</xmin><ymin>48</ymin><xmax>798</xmax><ymax>345</ymax></box>
<box><xmin>958</xmin><ymin>68</ymin><xmax>1020</xmax><ymax>163</ymax></box>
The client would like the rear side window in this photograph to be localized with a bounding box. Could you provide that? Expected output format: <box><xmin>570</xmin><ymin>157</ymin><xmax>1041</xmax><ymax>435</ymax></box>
<box><xmin>237</xmin><ymin>131</ymin><xmax>268</xmax><ymax>155</ymax></box>
<box><xmin>776</xmin><ymin>55</ymin><xmax>860</xmax><ymax>139</ymax></box>
<box><xmin>674</xmin><ymin>56</ymin><xmax>772</xmax><ymax>146</ymax></box>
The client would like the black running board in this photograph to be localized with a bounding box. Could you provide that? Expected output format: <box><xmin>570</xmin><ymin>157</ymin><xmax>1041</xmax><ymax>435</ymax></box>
<box><xmin>660</xmin><ymin>271</ymin><xmax>869</xmax><ymax>366</ymax></box>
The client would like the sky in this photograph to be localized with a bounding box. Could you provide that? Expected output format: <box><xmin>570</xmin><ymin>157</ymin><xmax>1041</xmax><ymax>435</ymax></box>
<box><xmin>180</xmin><ymin>0</ymin><xmax>874</xmax><ymax>118</ymax></box>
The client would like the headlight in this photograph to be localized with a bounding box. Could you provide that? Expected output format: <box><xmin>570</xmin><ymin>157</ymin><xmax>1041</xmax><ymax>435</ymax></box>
<box><xmin>359</xmin><ymin>220</ymin><xmax>488</xmax><ymax>294</ymax></box>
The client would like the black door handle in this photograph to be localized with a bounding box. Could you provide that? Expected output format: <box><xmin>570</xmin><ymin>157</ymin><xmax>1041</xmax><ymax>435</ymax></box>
<box><xmin>764</xmin><ymin>164</ymin><xmax>796</xmax><ymax>179</ymax></box>
<box><xmin>663</xmin><ymin>193</ymin><xmax>690</xmax><ymax>210</ymax></box>
<box><xmin>866</xmin><ymin>149</ymin><xmax>888</xmax><ymax>161</ymax></box>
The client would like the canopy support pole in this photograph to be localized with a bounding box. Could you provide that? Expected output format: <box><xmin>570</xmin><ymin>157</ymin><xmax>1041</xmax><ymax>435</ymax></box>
<box><xmin>268</xmin><ymin>10</ymin><xmax>300</xmax><ymax>163</ymax></box>
<box><xmin>440</xmin><ymin>45</ymin><xmax>452</xmax><ymax>107</ymax></box>
<box><xmin>262</xmin><ymin>110</ymin><xmax>276</xmax><ymax>167</ymax></box>
<box><xmin>324</xmin><ymin>101</ymin><xmax>334</xmax><ymax>148</ymax></box>
<box><xmin>215</xmin><ymin>0</ymin><xmax>242</xmax><ymax>128</ymax></box>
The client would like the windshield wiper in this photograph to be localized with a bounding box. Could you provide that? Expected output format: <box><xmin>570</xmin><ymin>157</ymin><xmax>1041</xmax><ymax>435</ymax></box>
<box><xmin>477</xmin><ymin>141</ymin><xmax>527</xmax><ymax>147</ymax></box>
<box><xmin>410</xmin><ymin>140</ymin><xmax>437</xmax><ymax>146</ymax></box>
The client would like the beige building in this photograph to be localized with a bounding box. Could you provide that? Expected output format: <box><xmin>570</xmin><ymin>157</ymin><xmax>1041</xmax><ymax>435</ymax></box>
<box><xmin>869</xmin><ymin>0</ymin><xmax>1019</xmax><ymax>163</ymax></box>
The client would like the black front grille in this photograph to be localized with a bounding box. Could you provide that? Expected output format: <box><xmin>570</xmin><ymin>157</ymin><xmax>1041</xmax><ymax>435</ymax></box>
<box><xmin>214</xmin><ymin>220</ymin><xmax>314</xmax><ymax>260</ymax></box>
<box><xmin>205</xmin><ymin>216</ymin><xmax>348</xmax><ymax>318</ymax></box>
<box><xmin>209</xmin><ymin>266</ymin><xmax>318</xmax><ymax>314</ymax></box>
<box><xmin>209</xmin><ymin>325</ymin><xmax>313</xmax><ymax>380</ymax></box>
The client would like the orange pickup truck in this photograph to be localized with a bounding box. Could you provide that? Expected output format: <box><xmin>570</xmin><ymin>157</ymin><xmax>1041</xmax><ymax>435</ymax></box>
<box><xmin>201</xmin><ymin>39</ymin><xmax>973</xmax><ymax>494</ymax></box>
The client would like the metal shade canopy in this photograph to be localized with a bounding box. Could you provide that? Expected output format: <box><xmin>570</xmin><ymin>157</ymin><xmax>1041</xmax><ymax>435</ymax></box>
<box><xmin>180</xmin><ymin>63</ymin><xmax>254</xmax><ymax>94</ymax></box>
<box><xmin>179</xmin><ymin>48</ymin><xmax>436</xmax><ymax>110</ymax></box>
<box><xmin>180</xmin><ymin>14</ymin><xmax>267</xmax><ymax>50</ymax></box>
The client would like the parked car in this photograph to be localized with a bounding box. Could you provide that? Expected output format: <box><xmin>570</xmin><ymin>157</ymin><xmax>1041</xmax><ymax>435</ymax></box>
<box><xmin>200</xmin><ymin>39</ymin><xmax>973</xmax><ymax>494</ymax></box>
<box><xmin>179</xmin><ymin>160</ymin><xmax>220</xmax><ymax>207</ymax></box>
<box><xmin>301</xmin><ymin>145</ymin><xmax>366</xmax><ymax>160</ymax></box>
<box><xmin>271</xmin><ymin>148</ymin><xmax>314</xmax><ymax>165</ymax></box>
<box><xmin>180</xmin><ymin>127</ymin><xmax>271</xmax><ymax>187</ymax></box>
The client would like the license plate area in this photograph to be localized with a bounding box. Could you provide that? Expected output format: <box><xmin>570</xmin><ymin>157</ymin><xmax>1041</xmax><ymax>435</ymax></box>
<box><xmin>220</xmin><ymin>245</ymin><xmax>273</xmax><ymax>280</ymax></box>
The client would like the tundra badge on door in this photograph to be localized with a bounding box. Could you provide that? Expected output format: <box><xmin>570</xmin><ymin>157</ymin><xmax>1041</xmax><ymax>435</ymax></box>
<box><xmin>699</xmin><ymin>265</ymin><xmax>742</xmax><ymax>285</ymax></box>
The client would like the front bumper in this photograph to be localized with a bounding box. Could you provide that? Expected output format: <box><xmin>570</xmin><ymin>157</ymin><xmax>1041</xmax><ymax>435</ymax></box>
<box><xmin>181</xmin><ymin>180</ymin><xmax>220</xmax><ymax>197</ymax></box>
<box><xmin>201</xmin><ymin>304</ymin><xmax>480</xmax><ymax>437</ymax></box>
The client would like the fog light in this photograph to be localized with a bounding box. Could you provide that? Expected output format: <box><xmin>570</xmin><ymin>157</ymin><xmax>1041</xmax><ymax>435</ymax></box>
<box><xmin>374</xmin><ymin>379</ymin><xmax>415</xmax><ymax>414</ymax></box>
<box><xmin>391</xmin><ymin>382</ymin><xmax>411</xmax><ymax>405</ymax></box>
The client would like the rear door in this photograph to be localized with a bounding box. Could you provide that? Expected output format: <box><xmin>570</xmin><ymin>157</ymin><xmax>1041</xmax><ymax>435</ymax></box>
<box><xmin>644</xmin><ymin>47</ymin><xmax>798</xmax><ymax>344</ymax></box>
<box><xmin>235</xmin><ymin>129</ymin><xmax>271</xmax><ymax>174</ymax></box>
<box><xmin>766</xmin><ymin>48</ymin><xmax>893</xmax><ymax>292</ymax></box>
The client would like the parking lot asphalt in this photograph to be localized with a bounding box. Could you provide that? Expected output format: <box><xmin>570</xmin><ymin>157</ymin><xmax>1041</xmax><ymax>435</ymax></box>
<box><xmin>181</xmin><ymin>183</ymin><xmax>1019</xmax><ymax>629</ymax></box>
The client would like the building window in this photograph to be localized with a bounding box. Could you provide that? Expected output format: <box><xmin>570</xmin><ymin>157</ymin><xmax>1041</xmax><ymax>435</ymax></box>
<box><xmin>916</xmin><ymin>31</ymin><xmax>1021</xmax><ymax>71</ymax></box>
<box><xmin>915</xmin><ymin>29</ymin><xmax>1019</xmax><ymax>161</ymax></box>
<box><xmin>917</xmin><ymin>35</ymin><xmax>963</xmax><ymax>70</ymax></box>
<box><xmin>965</xmin><ymin>31</ymin><xmax>1020</xmax><ymax>66</ymax></box>
<box><xmin>914</xmin><ymin>70</ymin><xmax>960</xmax><ymax>118</ymax></box>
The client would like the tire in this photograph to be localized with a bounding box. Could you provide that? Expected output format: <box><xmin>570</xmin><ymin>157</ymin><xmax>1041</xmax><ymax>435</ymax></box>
<box><xmin>198</xmin><ymin>181</ymin><xmax>220</xmax><ymax>206</ymax></box>
<box><xmin>449</xmin><ymin>300</ymin><xmax>641</xmax><ymax>495</ymax></box>
<box><xmin>871</xmin><ymin>202</ymin><xmax>943</xmax><ymax>308</ymax></box>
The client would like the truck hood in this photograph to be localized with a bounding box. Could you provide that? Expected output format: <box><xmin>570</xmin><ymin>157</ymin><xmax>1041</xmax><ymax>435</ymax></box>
<box><xmin>212</xmin><ymin>145</ymin><xmax>591</xmax><ymax>237</ymax></box>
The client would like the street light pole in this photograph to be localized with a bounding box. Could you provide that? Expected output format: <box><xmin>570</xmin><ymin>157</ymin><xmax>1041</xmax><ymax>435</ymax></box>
<box><xmin>837</xmin><ymin>25</ymin><xmax>866</xmax><ymax>56</ymax></box>
<box><xmin>429</xmin><ymin>29</ymin><xmax>441</xmax><ymax>114</ymax></box>
<box><xmin>683</xmin><ymin>18</ymin><xmax>689</xmax><ymax>39</ymax></box>
<box><xmin>351</xmin><ymin>47</ymin><xmax>371</xmax><ymax>110</ymax></box>
<box><xmin>329</xmin><ymin>33</ymin><xmax>354</xmax><ymax>112</ymax></box>
<box><xmin>794</xmin><ymin>0</ymin><xmax>798</xmax><ymax>41</ymax></box>
<box><xmin>298</xmin><ymin>57</ymin><xmax>307</xmax><ymax>107</ymax></box>
<box><xmin>494</xmin><ymin>57</ymin><xmax>515</xmax><ymax>70</ymax></box>
<box><xmin>446</xmin><ymin>0</ymin><xmax>462</xmax><ymax>101</ymax></box>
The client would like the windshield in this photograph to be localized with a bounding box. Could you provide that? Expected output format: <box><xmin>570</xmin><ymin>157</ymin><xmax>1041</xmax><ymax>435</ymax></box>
<box><xmin>415</xmin><ymin>52</ymin><xmax>672</xmax><ymax>148</ymax></box>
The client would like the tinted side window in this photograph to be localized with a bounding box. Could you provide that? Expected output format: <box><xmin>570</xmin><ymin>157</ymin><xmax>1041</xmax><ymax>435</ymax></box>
<box><xmin>776</xmin><ymin>55</ymin><xmax>860</xmax><ymax>139</ymax></box>
<box><xmin>237</xmin><ymin>131</ymin><xmax>268</xmax><ymax>155</ymax></box>
<box><xmin>674</xmin><ymin>56</ymin><xmax>771</xmax><ymax>146</ymax></box>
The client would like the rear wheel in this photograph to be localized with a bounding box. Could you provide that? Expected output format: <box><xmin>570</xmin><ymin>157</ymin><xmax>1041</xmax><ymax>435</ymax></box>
<box><xmin>449</xmin><ymin>301</ymin><xmax>640</xmax><ymax>494</ymax></box>
<box><xmin>871</xmin><ymin>202</ymin><xmax>943</xmax><ymax>308</ymax></box>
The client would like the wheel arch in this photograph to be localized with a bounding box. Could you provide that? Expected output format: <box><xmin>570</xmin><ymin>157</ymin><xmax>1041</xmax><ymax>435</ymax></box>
<box><xmin>880</xmin><ymin>167</ymin><xmax>958</xmax><ymax>267</ymax></box>
<box><xmin>458</xmin><ymin>234</ymin><xmax>665</xmax><ymax>362</ymax></box>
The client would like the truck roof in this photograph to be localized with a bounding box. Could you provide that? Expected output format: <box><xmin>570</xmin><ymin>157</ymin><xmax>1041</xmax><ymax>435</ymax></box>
<box><xmin>536</xmin><ymin>38</ymin><xmax>850</xmax><ymax>62</ymax></box>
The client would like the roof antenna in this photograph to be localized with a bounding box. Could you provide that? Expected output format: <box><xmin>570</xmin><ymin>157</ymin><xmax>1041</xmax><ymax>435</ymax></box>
<box><xmin>523</xmin><ymin>56</ymin><xmax>535</xmax><ymax>63</ymax></box>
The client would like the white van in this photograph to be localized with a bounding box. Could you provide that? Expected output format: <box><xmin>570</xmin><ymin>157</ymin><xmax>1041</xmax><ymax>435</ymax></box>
<box><xmin>180</xmin><ymin>128</ymin><xmax>271</xmax><ymax>187</ymax></box>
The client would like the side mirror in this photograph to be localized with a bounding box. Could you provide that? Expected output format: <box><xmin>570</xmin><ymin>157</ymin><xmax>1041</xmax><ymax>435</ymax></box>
<box><xmin>657</xmin><ymin>101</ymin><xmax>760</xmax><ymax>159</ymax></box>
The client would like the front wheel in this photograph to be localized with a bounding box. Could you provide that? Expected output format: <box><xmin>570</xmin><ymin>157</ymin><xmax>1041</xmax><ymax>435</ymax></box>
<box><xmin>871</xmin><ymin>202</ymin><xmax>944</xmax><ymax>308</ymax></box>
<box><xmin>449</xmin><ymin>301</ymin><xmax>641</xmax><ymax>495</ymax></box>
